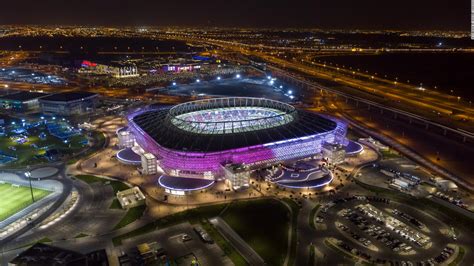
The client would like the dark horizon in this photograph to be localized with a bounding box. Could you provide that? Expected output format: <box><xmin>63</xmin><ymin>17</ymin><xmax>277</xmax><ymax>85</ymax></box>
<box><xmin>0</xmin><ymin>0</ymin><xmax>470</xmax><ymax>31</ymax></box>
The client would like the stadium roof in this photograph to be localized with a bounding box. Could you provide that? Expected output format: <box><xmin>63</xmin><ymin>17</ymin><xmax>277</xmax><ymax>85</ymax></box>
<box><xmin>130</xmin><ymin>106</ymin><xmax>338</xmax><ymax>153</ymax></box>
<box><xmin>39</xmin><ymin>92</ymin><xmax>97</xmax><ymax>102</ymax></box>
<box><xmin>0</xmin><ymin>91</ymin><xmax>47</xmax><ymax>102</ymax></box>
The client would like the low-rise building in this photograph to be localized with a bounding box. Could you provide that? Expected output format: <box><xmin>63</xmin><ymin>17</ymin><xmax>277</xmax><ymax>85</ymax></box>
<box><xmin>0</xmin><ymin>91</ymin><xmax>47</xmax><ymax>112</ymax></box>
<box><xmin>39</xmin><ymin>92</ymin><xmax>99</xmax><ymax>116</ymax></box>
<box><xmin>116</xmin><ymin>186</ymin><xmax>146</xmax><ymax>209</ymax></box>
<box><xmin>322</xmin><ymin>142</ymin><xmax>346</xmax><ymax>164</ymax></box>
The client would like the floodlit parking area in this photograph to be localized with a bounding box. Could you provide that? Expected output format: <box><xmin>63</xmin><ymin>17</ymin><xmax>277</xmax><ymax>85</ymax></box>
<box><xmin>316</xmin><ymin>195</ymin><xmax>457</xmax><ymax>264</ymax></box>
<box><xmin>355</xmin><ymin>204</ymin><xmax>430</xmax><ymax>248</ymax></box>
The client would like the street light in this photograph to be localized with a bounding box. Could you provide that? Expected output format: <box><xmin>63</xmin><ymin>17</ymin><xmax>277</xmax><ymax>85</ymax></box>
<box><xmin>25</xmin><ymin>171</ymin><xmax>35</xmax><ymax>203</ymax></box>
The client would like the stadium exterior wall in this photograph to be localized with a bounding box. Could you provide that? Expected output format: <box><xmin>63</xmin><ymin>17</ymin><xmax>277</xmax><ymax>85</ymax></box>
<box><xmin>128</xmin><ymin>108</ymin><xmax>347</xmax><ymax>179</ymax></box>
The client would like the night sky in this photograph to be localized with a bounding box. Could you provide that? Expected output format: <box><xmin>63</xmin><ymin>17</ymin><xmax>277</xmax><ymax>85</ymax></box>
<box><xmin>0</xmin><ymin>0</ymin><xmax>470</xmax><ymax>30</ymax></box>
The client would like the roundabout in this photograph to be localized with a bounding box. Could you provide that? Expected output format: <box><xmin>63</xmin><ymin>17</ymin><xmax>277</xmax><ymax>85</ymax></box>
<box><xmin>29</xmin><ymin>166</ymin><xmax>60</xmax><ymax>179</ymax></box>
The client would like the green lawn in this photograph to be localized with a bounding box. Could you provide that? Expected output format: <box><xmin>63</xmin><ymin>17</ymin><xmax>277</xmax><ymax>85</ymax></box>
<box><xmin>449</xmin><ymin>246</ymin><xmax>465</xmax><ymax>266</ymax></box>
<box><xmin>281</xmin><ymin>198</ymin><xmax>300</xmax><ymax>266</ymax></box>
<box><xmin>109</xmin><ymin>199</ymin><xmax>122</xmax><ymax>209</ymax></box>
<box><xmin>380</xmin><ymin>149</ymin><xmax>401</xmax><ymax>159</ymax></box>
<box><xmin>0</xmin><ymin>183</ymin><xmax>51</xmax><ymax>221</ymax></box>
<box><xmin>114</xmin><ymin>205</ymin><xmax>147</xmax><ymax>229</ymax></box>
<box><xmin>75</xmin><ymin>174</ymin><xmax>105</xmax><ymax>184</ymax></box>
<box><xmin>309</xmin><ymin>204</ymin><xmax>321</xmax><ymax>230</ymax></box>
<box><xmin>221</xmin><ymin>199</ymin><xmax>291</xmax><ymax>266</ymax></box>
<box><xmin>75</xmin><ymin>175</ymin><xmax>130</xmax><ymax>193</ymax></box>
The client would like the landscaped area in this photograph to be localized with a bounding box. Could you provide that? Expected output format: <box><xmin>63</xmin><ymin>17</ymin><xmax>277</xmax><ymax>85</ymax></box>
<box><xmin>221</xmin><ymin>199</ymin><xmax>291</xmax><ymax>266</ymax></box>
<box><xmin>112</xmin><ymin>203</ymin><xmax>247</xmax><ymax>265</ymax></box>
<box><xmin>113</xmin><ymin>205</ymin><xmax>147</xmax><ymax>229</ymax></box>
<box><xmin>75</xmin><ymin>175</ymin><xmax>130</xmax><ymax>193</ymax></box>
<box><xmin>74</xmin><ymin>175</ymin><xmax>146</xmax><ymax>230</ymax></box>
<box><xmin>0</xmin><ymin>119</ymin><xmax>89</xmax><ymax>167</ymax></box>
<box><xmin>0</xmin><ymin>182</ymin><xmax>51</xmax><ymax>221</ymax></box>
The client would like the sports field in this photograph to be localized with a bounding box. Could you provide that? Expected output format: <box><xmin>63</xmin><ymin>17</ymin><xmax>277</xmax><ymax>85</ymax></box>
<box><xmin>0</xmin><ymin>183</ymin><xmax>51</xmax><ymax>221</ymax></box>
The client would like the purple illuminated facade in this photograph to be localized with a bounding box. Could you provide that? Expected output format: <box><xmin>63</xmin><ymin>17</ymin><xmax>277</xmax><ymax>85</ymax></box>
<box><xmin>127</xmin><ymin>97</ymin><xmax>347</xmax><ymax>179</ymax></box>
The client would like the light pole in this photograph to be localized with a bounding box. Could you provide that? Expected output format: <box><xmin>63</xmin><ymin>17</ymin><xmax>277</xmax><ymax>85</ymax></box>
<box><xmin>25</xmin><ymin>170</ymin><xmax>35</xmax><ymax>203</ymax></box>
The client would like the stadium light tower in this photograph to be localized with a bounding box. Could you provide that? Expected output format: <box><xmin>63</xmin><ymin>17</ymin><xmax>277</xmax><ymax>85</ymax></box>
<box><xmin>25</xmin><ymin>170</ymin><xmax>35</xmax><ymax>202</ymax></box>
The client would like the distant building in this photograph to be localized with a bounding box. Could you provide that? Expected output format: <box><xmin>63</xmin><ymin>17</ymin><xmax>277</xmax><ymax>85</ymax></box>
<box><xmin>162</xmin><ymin>63</ymin><xmax>201</xmax><ymax>73</ymax></box>
<box><xmin>112</xmin><ymin>66</ymin><xmax>139</xmax><ymax>78</ymax></box>
<box><xmin>322</xmin><ymin>142</ymin><xmax>346</xmax><ymax>164</ymax></box>
<box><xmin>39</xmin><ymin>92</ymin><xmax>99</xmax><ymax>116</ymax></box>
<box><xmin>79</xmin><ymin>60</ymin><xmax>139</xmax><ymax>79</ymax></box>
<box><xmin>0</xmin><ymin>91</ymin><xmax>47</xmax><ymax>112</ymax></box>
<box><xmin>434</xmin><ymin>178</ymin><xmax>459</xmax><ymax>192</ymax></box>
<box><xmin>359</xmin><ymin>137</ymin><xmax>389</xmax><ymax>152</ymax></box>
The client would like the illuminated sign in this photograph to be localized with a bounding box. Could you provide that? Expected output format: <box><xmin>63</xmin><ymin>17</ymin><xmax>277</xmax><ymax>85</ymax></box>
<box><xmin>81</xmin><ymin>60</ymin><xmax>97</xmax><ymax>68</ymax></box>
<box><xmin>165</xmin><ymin>65</ymin><xmax>201</xmax><ymax>72</ymax></box>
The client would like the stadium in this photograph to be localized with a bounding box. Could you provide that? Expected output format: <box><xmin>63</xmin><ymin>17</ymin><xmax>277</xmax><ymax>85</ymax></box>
<box><xmin>125</xmin><ymin>97</ymin><xmax>349</xmax><ymax>191</ymax></box>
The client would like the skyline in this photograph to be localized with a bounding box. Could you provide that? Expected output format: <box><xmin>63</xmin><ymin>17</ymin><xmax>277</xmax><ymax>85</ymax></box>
<box><xmin>0</xmin><ymin>0</ymin><xmax>470</xmax><ymax>30</ymax></box>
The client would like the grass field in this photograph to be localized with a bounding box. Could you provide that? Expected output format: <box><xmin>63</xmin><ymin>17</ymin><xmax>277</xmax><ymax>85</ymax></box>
<box><xmin>75</xmin><ymin>175</ymin><xmax>130</xmax><ymax>193</ymax></box>
<box><xmin>0</xmin><ymin>183</ymin><xmax>51</xmax><ymax>221</ymax></box>
<box><xmin>221</xmin><ymin>199</ymin><xmax>290</xmax><ymax>266</ymax></box>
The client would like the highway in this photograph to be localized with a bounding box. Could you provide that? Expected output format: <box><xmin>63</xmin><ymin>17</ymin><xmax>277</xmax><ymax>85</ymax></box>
<box><xmin>159</xmin><ymin>35</ymin><xmax>474</xmax><ymax>133</ymax></box>
<box><xmin>270</xmin><ymin>67</ymin><xmax>474</xmax><ymax>142</ymax></box>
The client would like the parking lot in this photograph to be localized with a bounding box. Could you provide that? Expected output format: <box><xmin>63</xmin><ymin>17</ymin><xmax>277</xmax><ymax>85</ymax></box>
<box><xmin>316</xmin><ymin>195</ymin><xmax>457</xmax><ymax>264</ymax></box>
<box><xmin>118</xmin><ymin>222</ymin><xmax>232</xmax><ymax>265</ymax></box>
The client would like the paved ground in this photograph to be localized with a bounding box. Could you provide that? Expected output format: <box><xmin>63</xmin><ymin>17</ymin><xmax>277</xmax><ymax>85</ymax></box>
<box><xmin>118</xmin><ymin>222</ymin><xmax>233</xmax><ymax>266</ymax></box>
<box><xmin>30</xmin><ymin>166</ymin><xmax>59</xmax><ymax>179</ymax></box>
<box><xmin>294</xmin><ymin>199</ymin><xmax>318</xmax><ymax>266</ymax></box>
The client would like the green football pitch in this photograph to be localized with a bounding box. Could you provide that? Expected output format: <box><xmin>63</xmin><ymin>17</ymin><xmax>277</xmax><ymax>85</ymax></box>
<box><xmin>0</xmin><ymin>183</ymin><xmax>51</xmax><ymax>222</ymax></box>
